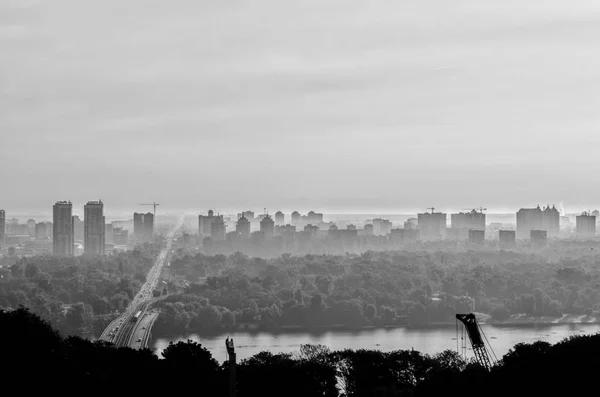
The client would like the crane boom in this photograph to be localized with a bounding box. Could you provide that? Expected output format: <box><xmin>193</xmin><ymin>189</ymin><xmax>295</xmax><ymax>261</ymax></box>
<box><xmin>138</xmin><ymin>202</ymin><xmax>160</xmax><ymax>217</ymax></box>
<box><xmin>456</xmin><ymin>313</ymin><xmax>495</xmax><ymax>371</ymax></box>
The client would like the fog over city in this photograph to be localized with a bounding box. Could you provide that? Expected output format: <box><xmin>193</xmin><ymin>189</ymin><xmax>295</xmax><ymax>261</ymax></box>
<box><xmin>3</xmin><ymin>0</ymin><xmax>600</xmax><ymax>215</ymax></box>
<box><xmin>4</xmin><ymin>1</ymin><xmax>600</xmax><ymax>396</ymax></box>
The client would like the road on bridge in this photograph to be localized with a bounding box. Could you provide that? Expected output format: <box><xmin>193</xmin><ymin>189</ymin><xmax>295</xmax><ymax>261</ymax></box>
<box><xmin>99</xmin><ymin>215</ymin><xmax>183</xmax><ymax>347</ymax></box>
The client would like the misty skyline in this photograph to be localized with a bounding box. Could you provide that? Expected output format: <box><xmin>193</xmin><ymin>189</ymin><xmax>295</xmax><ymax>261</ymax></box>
<box><xmin>3</xmin><ymin>0</ymin><xmax>600</xmax><ymax>214</ymax></box>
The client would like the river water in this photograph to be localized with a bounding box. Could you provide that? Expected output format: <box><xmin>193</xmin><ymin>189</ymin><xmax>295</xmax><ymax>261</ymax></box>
<box><xmin>154</xmin><ymin>323</ymin><xmax>600</xmax><ymax>363</ymax></box>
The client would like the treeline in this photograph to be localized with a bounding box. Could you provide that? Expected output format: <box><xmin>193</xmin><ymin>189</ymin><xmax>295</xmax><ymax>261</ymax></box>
<box><xmin>4</xmin><ymin>307</ymin><xmax>600</xmax><ymax>396</ymax></box>
<box><xmin>157</xmin><ymin>248</ymin><xmax>600</xmax><ymax>334</ymax></box>
<box><xmin>0</xmin><ymin>243</ymin><xmax>161</xmax><ymax>336</ymax></box>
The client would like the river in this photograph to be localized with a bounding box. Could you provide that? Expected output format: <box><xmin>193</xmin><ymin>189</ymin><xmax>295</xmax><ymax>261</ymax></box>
<box><xmin>153</xmin><ymin>323</ymin><xmax>600</xmax><ymax>362</ymax></box>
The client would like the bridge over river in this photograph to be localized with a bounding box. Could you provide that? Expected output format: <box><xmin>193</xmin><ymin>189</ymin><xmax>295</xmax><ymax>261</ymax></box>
<box><xmin>98</xmin><ymin>216</ymin><xmax>183</xmax><ymax>348</ymax></box>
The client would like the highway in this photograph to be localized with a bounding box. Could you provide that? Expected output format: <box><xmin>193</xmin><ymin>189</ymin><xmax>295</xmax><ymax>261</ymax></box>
<box><xmin>99</xmin><ymin>216</ymin><xmax>183</xmax><ymax>347</ymax></box>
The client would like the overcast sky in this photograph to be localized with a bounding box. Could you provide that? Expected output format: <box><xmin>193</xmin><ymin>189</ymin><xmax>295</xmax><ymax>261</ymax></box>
<box><xmin>2</xmin><ymin>0</ymin><xmax>600</xmax><ymax>216</ymax></box>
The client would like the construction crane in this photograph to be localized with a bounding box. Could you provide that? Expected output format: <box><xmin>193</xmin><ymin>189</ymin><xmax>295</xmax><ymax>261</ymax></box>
<box><xmin>427</xmin><ymin>207</ymin><xmax>436</xmax><ymax>213</ymax></box>
<box><xmin>138</xmin><ymin>202</ymin><xmax>160</xmax><ymax>217</ymax></box>
<box><xmin>456</xmin><ymin>313</ymin><xmax>497</xmax><ymax>371</ymax></box>
<box><xmin>462</xmin><ymin>207</ymin><xmax>487</xmax><ymax>213</ymax></box>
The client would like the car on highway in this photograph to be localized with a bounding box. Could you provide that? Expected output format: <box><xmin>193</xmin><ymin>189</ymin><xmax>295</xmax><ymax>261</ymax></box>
<box><xmin>137</xmin><ymin>338</ymin><xmax>142</xmax><ymax>342</ymax></box>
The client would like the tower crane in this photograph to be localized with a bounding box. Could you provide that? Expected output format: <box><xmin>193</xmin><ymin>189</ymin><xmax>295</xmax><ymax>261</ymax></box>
<box><xmin>427</xmin><ymin>207</ymin><xmax>436</xmax><ymax>213</ymax></box>
<box><xmin>456</xmin><ymin>313</ymin><xmax>497</xmax><ymax>371</ymax></box>
<box><xmin>462</xmin><ymin>207</ymin><xmax>487</xmax><ymax>213</ymax></box>
<box><xmin>138</xmin><ymin>202</ymin><xmax>160</xmax><ymax>217</ymax></box>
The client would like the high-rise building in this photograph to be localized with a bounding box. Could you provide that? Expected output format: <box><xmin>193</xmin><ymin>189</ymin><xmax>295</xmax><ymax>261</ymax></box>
<box><xmin>35</xmin><ymin>222</ymin><xmax>52</xmax><ymax>239</ymax></box>
<box><xmin>133</xmin><ymin>212</ymin><xmax>154</xmax><ymax>243</ymax></box>
<box><xmin>113</xmin><ymin>227</ymin><xmax>129</xmax><ymax>245</ymax></box>
<box><xmin>451</xmin><ymin>210</ymin><xmax>485</xmax><ymax>232</ymax></box>
<box><xmin>84</xmin><ymin>201</ymin><xmax>105</xmax><ymax>255</ymax></box>
<box><xmin>237</xmin><ymin>210</ymin><xmax>254</xmax><ymax>220</ymax></box>
<box><xmin>516</xmin><ymin>205</ymin><xmax>559</xmax><ymax>240</ymax></box>
<box><xmin>236</xmin><ymin>215</ymin><xmax>251</xmax><ymax>239</ymax></box>
<box><xmin>275</xmin><ymin>211</ymin><xmax>285</xmax><ymax>226</ymax></box>
<box><xmin>307</xmin><ymin>211</ymin><xmax>324</xmax><ymax>224</ymax></box>
<box><xmin>498</xmin><ymin>230</ymin><xmax>516</xmax><ymax>248</ymax></box>
<box><xmin>576</xmin><ymin>212</ymin><xmax>596</xmax><ymax>238</ymax></box>
<box><xmin>73</xmin><ymin>215</ymin><xmax>84</xmax><ymax>242</ymax></box>
<box><xmin>468</xmin><ymin>229</ymin><xmax>485</xmax><ymax>245</ymax></box>
<box><xmin>53</xmin><ymin>201</ymin><xmax>74</xmax><ymax>255</ymax></box>
<box><xmin>0</xmin><ymin>209</ymin><xmax>5</xmax><ymax>249</ymax></box>
<box><xmin>199</xmin><ymin>210</ymin><xmax>222</xmax><ymax>237</ymax></box>
<box><xmin>260</xmin><ymin>214</ymin><xmax>275</xmax><ymax>239</ymax></box>
<box><xmin>105</xmin><ymin>224</ymin><xmax>114</xmax><ymax>244</ymax></box>
<box><xmin>291</xmin><ymin>211</ymin><xmax>301</xmax><ymax>224</ymax></box>
<box><xmin>417</xmin><ymin>211</ymin><xmax>447</xmax><ymax>241</ymax></box>
<box><xmin>404</xmin><ymin>218</ymin><xmax>417</xmax><ymax>230</ymax></box>
<box><xmin>211</xmin><ymin>217</ymin><xmax>226</xmax><ymax>241</ymax></box>
<box><xmin>27</xmin><ymin>219</ymin><xmax>36</xmax><ymax>236</ymax></box>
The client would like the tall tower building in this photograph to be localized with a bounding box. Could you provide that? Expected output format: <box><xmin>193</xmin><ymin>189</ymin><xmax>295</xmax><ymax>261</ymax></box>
<box><xmin>0</xmin><ymin>209</ymin><xmax>5</xmax><ymax>249</ymax></box>
<box><xmin>291</xmin><ymin>211</ymin><xmax>301</xmax><ymax>224</ymax></box>
<box><xmin>236</xmin><ymin>215</ymin><xmax>251</xmax><ymax>239</ymax></box>
<box><xmin>53</xmin><ymin>201</ymin><xmax>74</xmax><ymax>255</ymax></box>
<box><xmin>211</xmin><ymin>217</ymin><xmax>226</xmax><ymax>241</ymax></box>
<box><xmin>516</xmin><ymin>205</ymin><xmax>560</xmax><ymax>240</ymax></box>
<box><xmin>134</xmin><ymin>212</ymin><xmax>154</xmax><ymax>243</ymax></box>
<box><xmin>260</xmin><ymin>214</ymin><xmax>275</xmax><ymax>239</ymax></box>
<box><xmin>576</xmin><ymin>212</ymin><xmax>596</xmax><ymax>238</ymax></box>
<box><xmin>417</xmin><ymin>211</ymin><xmax>447</xmax><ymax>241</ymax></box>
<box><xmin>275</xmin><ymin>211</ymin><xmax>285</xmax><ymax>226</ymax></box>
<box><xmin>199</xmin><ymin>210</ymin><xmax>222</xmax><ymax>237</ymax></box>
<box><xmin>84</xmin><ymin>201</ymin><xmax>105</xmax><ymax>255</ymax></box>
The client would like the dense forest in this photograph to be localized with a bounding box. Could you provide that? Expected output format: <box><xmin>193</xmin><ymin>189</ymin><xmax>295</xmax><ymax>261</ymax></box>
<box><xmin>154</xmin><ymin>247</ymin><xmax>600</xmax><ymax>335</ymax></box>
<box><xmin>4</xmin><ymin>307</ymin><xmax>600</xmax><ymax>396</ymax></box>
<box><xmin>0</xmin><ymin>242</ymin><xmax>161</xmax><ymax>336</ymax></box>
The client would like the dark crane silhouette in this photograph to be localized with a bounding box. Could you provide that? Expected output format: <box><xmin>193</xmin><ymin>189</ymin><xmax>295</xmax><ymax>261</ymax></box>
<box><xmin>456</xmin><ymin>313</ymin><xmax>496</xmax><ymax>370</ymax></box>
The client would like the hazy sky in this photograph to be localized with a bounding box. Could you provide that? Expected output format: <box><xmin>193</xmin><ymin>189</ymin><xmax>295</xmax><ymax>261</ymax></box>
<box><xmin>2</xmin><ymin>0</ymin><xmax>600</xmax><ymax>216</ymax></box>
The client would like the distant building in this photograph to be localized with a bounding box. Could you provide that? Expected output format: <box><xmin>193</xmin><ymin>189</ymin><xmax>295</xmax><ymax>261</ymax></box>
<box><xmin>576</xmin><ymin>212</ymin><xmax>596</xmax><ymax>238</ymax></box>
<box><xmin>133</xmin><ymin>212</ymin><xmax>154</xmax><ymax>243</ymax></box>
<box><xmin>260</xmin><ymin>214</ymin><xmax>275</xmax><ymax>239</ymax></box>
<box><xmin>53</xmin><ymin>201</ymin><xmax>74</xmax><ymax>256</ymax></box>
<box><xmin>73</xmin><ymin>215</ymin><xmax>84</xmax><ymax>242</ymax></box>
<box><xmin>276</xmin><ymin>224</ymin><xmax>296</xmax><ymax>237</ymax></box>
<box><xmin>389</xmin><ymin>228</ymin><xmax>418</xmax><ymax>245</ymax></box>
<box><xmin>347</xmin><ymin>224</ymin><xmax>357</xmax><ymax>231</ymax></box>
<box><xmin>468</xmin><ymin>230</ymin><xmax>485</xmax><ymax>245</ymax></box>
<box><xmin>27</xmin><ymin>219</ymin><xmax>36</xmax><ymax>237</ymax></box>
<box><xmin>364</xmin><ymin>224</ymin><xmax>374</xmax><ymax>236</ymax></box>
<box><xmin>291</xmin><ymin>211</ymin><xmax>301</xmax><ymax>224</ymax></box>
<box><xmin>275</xmin><ymin>211</ymin><xmax>285</xmax><ymax>226</ymax></box>
<box><xmin>199</xmin><ymin>210</ymin><xmax>222</xmax><ymax>237</ymax></box>
<box><xmin>516</xmin><ymin>205</ymin><xmax>559</xmax><ymax>240</ymax></box>
<box><xmin>304</xmin><ymin>224</ymin><xmax>319</xmax><ymax>235</ymax></box>
<box><xmin>84</xmin><ymin>200</ymin><xmax>105</xmax><ymax>255</ymax></box>
<box><xmin>113</xmin><ymin>227</ymin><xmax>129</xmax><ymax>245</ymax></box>
<box><xmin>0</xmin><ymin>209</ymin><xmax>5</xmax><ymax>249</ymax></box>
<box><xmin>417</xmin><ymin>211</ymin><xmax>447</xmax><ymax>241</ymax></box>
<box><xmin>211</xmin><ymin>217</ymin><xmax>226</xmax><ymax>241</ymax></box>
<box><xmin>498</xmin><ymin>230</ymin><xmax>516</xmax><ymax>248</ymax></box>
<box><xmin>307</xmin><ymin>211</ymin><xmax>324</xmax><ymax>224</ymax></box>
<box><xmin>105</xmin><ymin>223</ymin><xmax>114</xmax><ymax>244</ymax></box>
<box><xmin>35</xmin><ymin>222</ymin><xmax>52</xmax><ymax>240</ymax></box>
<box><xmin>237</xmin><ymin>211</ymin><xmax>254</xmax><ymax>221</ymax></box>
<box><xmin>530</xmin><ymin>229</ymin><xmax>547</xmax><ymax>247</ymax></box>
<box><xmin>404</xmin><ymin>218</ymin><xmax>417</xmax><ymax>230</ymax></box>
<box><xmin>451</xmin><ymin>210</ymin><xmax>485</xmax><ymax>235</ymax></box>
<box><xmin>372</xmin><ymin>218</ymin><xmax>392</xmax><ymax>236</ymax></box>
<box><xmin>236</xmin><ymin>215</ymin><xmax>251</xmax><ymax>239</ymax></box>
